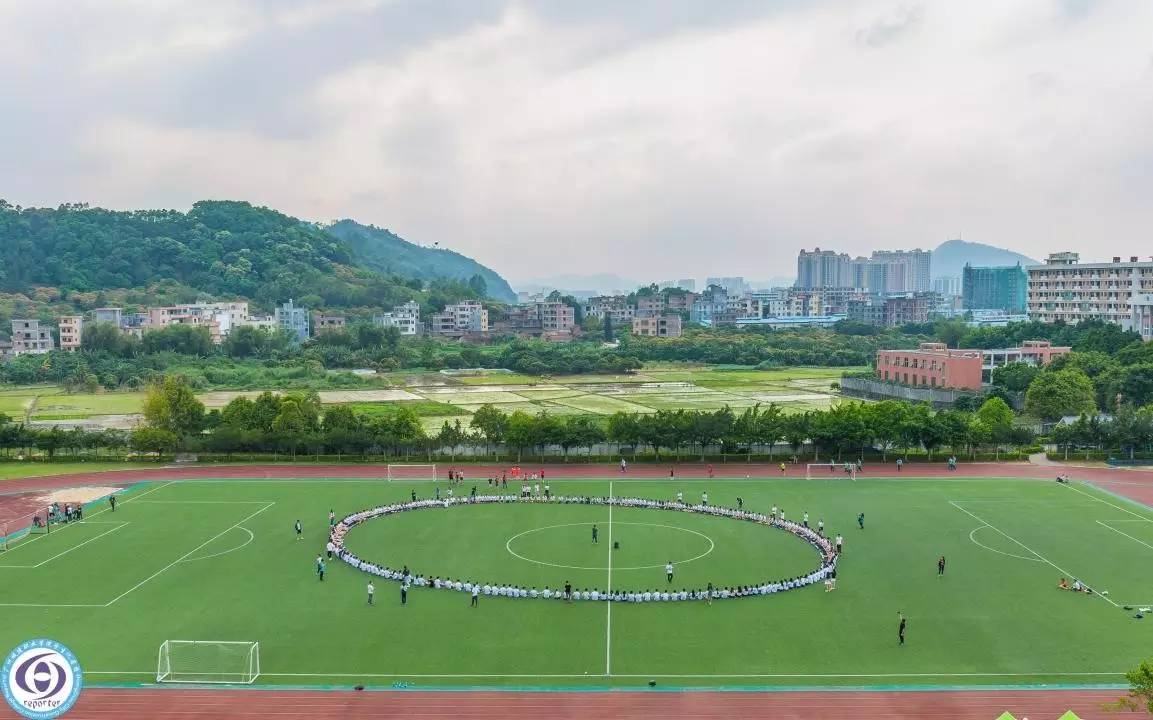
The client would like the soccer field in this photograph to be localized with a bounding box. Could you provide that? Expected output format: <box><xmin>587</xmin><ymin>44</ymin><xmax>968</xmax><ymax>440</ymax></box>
<box><xmin>1</xmin><ymin>473</ymin><xmax>1151</xmax><ymax>689</ymax></box>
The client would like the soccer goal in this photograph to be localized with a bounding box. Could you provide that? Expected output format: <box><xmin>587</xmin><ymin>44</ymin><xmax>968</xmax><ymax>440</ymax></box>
<box><xmin>386</xmin><ymin>464</ymin><xmax>438</xmax><ymax>482</ymax></box>
<box><xmin>805</xmin><ymin>463</ymin><xmax>856</xmax><ymax>481</ymax></box>
<box><xmin>156</xmin><ymin>640</ymin><xmax>260</xmax><ymax>684</ymax></box>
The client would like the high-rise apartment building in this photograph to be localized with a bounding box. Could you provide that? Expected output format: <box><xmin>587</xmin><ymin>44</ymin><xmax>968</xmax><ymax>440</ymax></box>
<box><xmin>962</xmin><ymin>264</ymin><xmax>1028</xmax><ymax>313</ymax></box>
<box><xmin>795</xmin><ymin>249</ymin><xmax>851</xmax><ymax>288</ymax></box>
<box><xmin>870</xmin><ymin>249</ymin><xmax>932</xmax><ymax>292</ymax></box>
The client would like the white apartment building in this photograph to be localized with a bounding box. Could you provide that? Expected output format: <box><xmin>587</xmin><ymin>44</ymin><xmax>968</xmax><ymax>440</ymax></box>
<box><xmin>374</xmin><ymin>301</ymin><xmax>421</xmax><ymax>335</ymax></box>
<box><xmin>430</xmin><ymin>300</ymin><xmax>488</xmax><ymax>335</ymax></box>
<box><xmin>146</xmin><ymin>302</ymin><xmax>251</xmax><ymax>343</ymax></box>
<box><xmin>1027</xmin><ymin>253</ymin><xmax>1153</xmax><ymax>340</ymax></box>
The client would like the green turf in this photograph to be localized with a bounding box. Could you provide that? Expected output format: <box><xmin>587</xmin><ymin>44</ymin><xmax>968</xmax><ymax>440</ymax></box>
<box><xmin>2</xmin><ymin>474</ymin><xmax>1147</xmax><ymax>690</ymax></box>
<box><xmin>0</xmin><ymin>463</ymin><xmax>157</xmax><ymax>481</ymax></box>
<box><xmin>345</xmin><ymin>401</ymin><xmax>470</xmax><ymax>418</ymax></box>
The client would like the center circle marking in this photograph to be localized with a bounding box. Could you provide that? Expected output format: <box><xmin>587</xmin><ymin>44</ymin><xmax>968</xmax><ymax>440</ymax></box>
<box><xmin>505</xmin><ymin>522</ymin><xmax>715</xmax><ymax>571</ymax></box>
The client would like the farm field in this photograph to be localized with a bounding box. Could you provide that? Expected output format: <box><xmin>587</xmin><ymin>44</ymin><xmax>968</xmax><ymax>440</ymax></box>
<box><xmin>0</xmin><ymin>470</ymin><xmax>1149</xmax><ymax>690</ymax></box>
<box><xmin>0</xmin><ymin>366</ymin><xmax>856</xmax><ymax>430</ymax></box>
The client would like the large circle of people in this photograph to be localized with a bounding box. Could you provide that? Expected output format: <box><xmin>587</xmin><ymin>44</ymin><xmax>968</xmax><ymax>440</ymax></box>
<box><xmin>330</xmin><ymin>494</ymin><xmax>838</xmax><ymax>603</ymax></box>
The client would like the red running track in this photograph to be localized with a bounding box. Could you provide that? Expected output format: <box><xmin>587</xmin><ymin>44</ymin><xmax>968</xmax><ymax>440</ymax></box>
<box><xmin>2</xmin><ymin>461</ymin><xmax>1151</xmax><ymax>719</ymax></box>
<box><xmin>3</xmin><ymin>687</ymin><xmax>1130</xmax><ymax>720</ymax></box>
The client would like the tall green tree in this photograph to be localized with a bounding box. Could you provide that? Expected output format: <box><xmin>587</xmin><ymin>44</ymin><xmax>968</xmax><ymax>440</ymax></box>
<box><xmin>1024</xmin><ymin>369</ymin><xmax>1097</xmax><ymax>421</ymax></box>
<box><xmin>142</xmin><ymin>376</ymin><xmax>205</xmax><ymax>436</ymax></box>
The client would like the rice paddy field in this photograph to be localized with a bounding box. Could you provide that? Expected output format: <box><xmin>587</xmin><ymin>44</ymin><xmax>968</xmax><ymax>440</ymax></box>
<box><xmin>1</xmin><ymin>366</ymin><xmax>856</xmax><ymax>433</ymax></box>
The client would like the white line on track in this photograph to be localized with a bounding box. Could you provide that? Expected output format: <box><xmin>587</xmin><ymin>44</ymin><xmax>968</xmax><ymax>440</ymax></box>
<box><xmin>605</xmin><ymin>480</ymin><xmax>613</xmax><ymax>678</ymax></box>
<box><xmin>949</xmin><ymin>501</ymin><xmax>1118</xmax><ymax>608</ymax></box>
<box><xmin>1063</xmin><ymin>482</ymin><xmax>1153</xmax><ymax>522</ymax></box>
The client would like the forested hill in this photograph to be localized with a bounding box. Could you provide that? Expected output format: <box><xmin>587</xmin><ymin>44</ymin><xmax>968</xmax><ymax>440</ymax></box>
<box><xmin>0</xmin><ymin>200</ymin><xmax>513</xmax><ymax>311</ymax></box>
<box><xmin>327</xmin><ymin>220</ymin><xmax>515</xmax><ymax>302</ymax></box>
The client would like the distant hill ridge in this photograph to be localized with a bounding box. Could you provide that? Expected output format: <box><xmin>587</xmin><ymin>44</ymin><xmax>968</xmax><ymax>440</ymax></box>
<box><xmin>0</xmin><ymin>200</ymin><xmax>516</xmax><ymax>312</ymax></box>
<box><xmin>932</xmin><ymin>239</ymin><xmax>1039</xmax><ymax>279</ymax></box>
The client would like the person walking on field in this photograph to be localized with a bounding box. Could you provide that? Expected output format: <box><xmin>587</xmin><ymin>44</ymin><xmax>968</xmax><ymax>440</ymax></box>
<box><xmin>937</xmin><ymin>556</ymin><xmax>946</xmax><ymax>576</ymax></box>
<box><xmin>109</xmin><ymin>494</ymin><xmax>117</xmax><ymax>512</ymax></box>
<box><xmin>898</xmin><ymin>612</ymin><xmax>907</xmax><ymax>645</ymax></box>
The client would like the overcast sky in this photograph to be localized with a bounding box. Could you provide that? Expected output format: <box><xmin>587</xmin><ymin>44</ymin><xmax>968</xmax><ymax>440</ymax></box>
<box><xmin>1</xmin><ymin>0</ymin><xmax>1151</xmax><ymax>285</ymax></box>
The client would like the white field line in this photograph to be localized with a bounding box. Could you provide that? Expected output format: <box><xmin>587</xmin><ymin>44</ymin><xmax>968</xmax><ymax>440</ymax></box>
<box><xmin>0</xmin><ymin>523</ymin><xmax>130</xmax><ymax>569</ymax></box>
<box><xmin>949</xmin><ymin>501</ymin><xmax>1118</xmax><ymax>608</ymax></box>
<box><xmin>604</xmin><ymin>480</ymin><xmax>613</xmax><ymax>678</ymax></box>
<box><xmin>180</xmin><ymin>526</ymin><xmax>255</xmax><ymax>563</ymax></box>
<box><xmin>966</xmin><ymin>525</ymin><xmax>1042</xmax><ymax>563</ymax></box>
<box><xmin>1063</xmin><ymin>482</ymin><xmax>1153</xmax><ymax>522</ymax></box>
<box><xmin>1096</xmin><ymin>521</ymin><xmax>1153</xmax><ymax>553</ymax></box>
<box><xmin>131</xmin><ymin>500</ymin><xmax>274</xmax><ymax>504</ymax></box>
<box><xmin>101</xmin><ymin>502</ymin><xmax>275</xmax><ymax>607</ymax></box>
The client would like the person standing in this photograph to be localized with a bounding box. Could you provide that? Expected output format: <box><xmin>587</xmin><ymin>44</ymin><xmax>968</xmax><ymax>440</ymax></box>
<box><xmin>471</xmin><ymin>583</ymin><xmax>479</xmax><ymax>608</ymax></box>
<box><xmin>835</xmin><ymin>534</ymin><xmax>843</xmax><ymax>555</ymax></box>
<box><xmin>803</xmin><ymin>511</ymin><xmax>809</xmax><ymax>529</ymax></box>
<box><xmin>620</xmin><ymin>458</ymin><xmax>628</xmax><ymax>473</ymax></box>
<box><xmin>896</xmin><ymin>458</ymin><xmax>904</xmax><ymax>472</ymax></box>
<box><xmin>737</xmin><ymin>497</ymin><xmax>743</xmax><ymax>510</ymax></box>
<box><xmin>400</xmin><ymin>580</ymin><xmax>408</xmax><ymax>606</ymax></box>
<box><xmin>592</xmin><ymin>524</ymin><xmax>599</xmax><ymax>544</ymax></box>
<box><xmin>665</xmin><ymin>561</ymin><xmax>674</xmax><ymax>584</ymax></box>
<box><xmin>367</xmin><ymin>581</ymin><xmax>375</xmax><ymax>605</ymax></box>
<box><xmin>857</xmin><ymin>512</ymin><xmax>864</xmax><ymax>530</ymax></box>
<box><xmin>109</xmin><ymin>494</ymin><xmax>117</xmax><ymax>512</ymax></box>
<box><xmin>701</xmin><ymin>491</ymin><xmax>709</xmax><ymax>506</ymax></box>
<box><xmin>937</xmin><ymin>556</ymin><xmax>946</xmax><ymax>576</ymax></box>
<box><xmin>295</xmin><ymin>520</ymin><xmax>303</xmax><ymax>540</ymax></box>
<box><xmin>898</xmin><ymin>612</ymin><xmax>907</xmax><ymax>646</ymax></box>
<box><xmin>316</xmin><ymin>556</ymin><xmax>326</xmax><ymax>582</ymax></box>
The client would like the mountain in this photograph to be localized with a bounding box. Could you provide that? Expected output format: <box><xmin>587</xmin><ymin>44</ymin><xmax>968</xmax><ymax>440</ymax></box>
<box><xmin>0</xmin><ymin>200</ymin><xmax>496</xmax><ymax>318</ymax></box>
<box><xmin>326</xmin><ymin>220</ymin><xmax>515</xmax><ymax>302</ymax></box>
<box><xmin>931</xmin><ymin>239</ymin><xmax>1039</xmax><ymax>279</ymax></box>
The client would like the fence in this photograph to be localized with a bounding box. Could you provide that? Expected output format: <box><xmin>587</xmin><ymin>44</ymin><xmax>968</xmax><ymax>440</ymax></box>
<box><xmin>840</xmin><ymin>377</ymin><xmax>982</xmax><ymax>409</ymax></box>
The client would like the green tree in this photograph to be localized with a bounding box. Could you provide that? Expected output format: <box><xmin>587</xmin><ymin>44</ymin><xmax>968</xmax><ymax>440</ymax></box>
<box><xmin>603</xmin><ymin>314</ymin><xmax>614</xmax><ymax>341</ymax></box>
<box><xmin>130</xmin><ymin>427</ymin><xmax>179</xmax><ymax>458</ymax></box>
<box><xmin>142</xmin><ymin>376</ymin><xmax>205</xmax><ymax>436</ymax></box>
<box><xmin>470</xmin><ymin>404</ymin><xmax>509</xmax><ymax>458</ymax></box>
<box><xmin>1024</xmin><ymin>369</ymin><xmax>1097</xmax><ymax>421</ymax></box>
<box><xmin>991</xmin><ymin>362</ymin><xmax>1040</xmax><ymax>393</ymax></box>
<box><xmin>1110</xmin><ymin>659</ymin><xmax>1153</xmax><ymax>714</ymax></box>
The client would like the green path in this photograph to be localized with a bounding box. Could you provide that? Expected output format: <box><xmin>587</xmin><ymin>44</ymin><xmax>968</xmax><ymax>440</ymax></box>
<box><xmin>0</xmin><ymin>476</ymin><xmax>1149</xmax><ymax>688</ymax></box>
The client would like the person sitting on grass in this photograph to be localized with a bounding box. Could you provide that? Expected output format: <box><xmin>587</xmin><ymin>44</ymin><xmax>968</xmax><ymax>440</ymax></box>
<box><xmin>1058</xmin><ymin>578</ymin><xmax>1070</xmax><ymax>590</ymax></box>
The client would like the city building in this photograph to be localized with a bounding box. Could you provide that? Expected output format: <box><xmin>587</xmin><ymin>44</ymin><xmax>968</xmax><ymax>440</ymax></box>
<box><xmin>665</xmin><ymin>291</ymin><xmax>696</xmax><ymax>313</ymax></box>
<box><xmin>632</xmin><ymin>314</ymin><xmax>683</xmax><ymax>338</ymax></box>
<box><xmin>58</xmin><ymin>315</ymin><xmax>83</xmax><ymax>351</ymax></box>
<box><xmin>847</xmin><ymin>293</ymin><xmax>936</xmax><ymax>327</ymax></box>
<box><xmin>430</xmin><ymin>300</ymin><xmax>488</xmax><ymax>336</ymax></box>
<box><xmin>506</xmin><ymin>302</ymin><xmax>576</xmax><ymax>336</ymax></box>
<box><xmin>146</xmin><ymin>302</ymin><xmax>250</xmax><ymax>343</ymax></box>
<box><xmin>796</xmin><ymin>249</ymin><xmax>851</xmax><ymax>288</ymax></box>
<box><xmin>313</xmin><ymin>314</ymin><xmax>347</xmax><ymax>333</ymax></box>
<box><xmin>1028</xmin><ymin>253</ymin><xmax>1153</xmax><ymax>339</ymax></box>
<box><xmin>735</xmin><ymin>315</ymin><xmax>845</xmax><ymax>329</ymax></box>
<box><xmin>705</xmin><ymin>277</ymin><xmax>749</xmax><ymax>294</ymax></box>
<box><xmin>635</xmin><ymin>295</ymin><xmax>666</xmax><ymax>317</ymax></box>
<box><xmin>979</xmin><ymin>340</ymin><xmax>1071</xmax><ymax>384</ymax></box>
<box><xmin>963</xmin><ymin>263</ymin><xmax>1028</xmax><ymax>314</ymax></box>
<box><xmin>690</xmin><ymin>285</ymin><xmax>731</xmax><ymax>325</ymax></box>
<box><xmin>869</xmin><ymin>249</ymin><xmax>932</xmax><ymax>292</ymax></box>
<box><xmin>876</xmin><ymin>340</ymin><xmax>1069</xmax><ymax>391</ymax></box>
<box><xmin>583</xmin><ymin>296</ymin><xmax>634</xmax><ymax>325</ymax></box>
<box><xmin>932</xmin><ymin>276</ymin><xmax>961</xmax><ymax>296</ymax></box>
<box><xmin>93</xmin><ymin>307</ymin><xmax>123</xmax><ymax>327</ymax></box>
<box><xmin>10</xmin><ymin>319</ymin><xmax>54</xmax><ymax>355</ymax></box>
<box><xmin>374</xmin><ymin>301</ymin><xmax>420</xmax><ymax>335</ymax></box>
<box><xmin>275</xmin><ymin>300</ymin><xmax>311</xmax><ymax>343</ymax></box>
<box><xmin>966</xmin><ymin>309</ymin><xmax>1031</xmax><ymax>328</ymax></box>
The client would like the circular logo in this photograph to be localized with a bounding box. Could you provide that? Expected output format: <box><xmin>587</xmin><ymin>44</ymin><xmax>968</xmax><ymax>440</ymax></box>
<box><xmin>2</xmin><ymin>640</ymin><xmax>83</xmax><ymax>720</ymax></box>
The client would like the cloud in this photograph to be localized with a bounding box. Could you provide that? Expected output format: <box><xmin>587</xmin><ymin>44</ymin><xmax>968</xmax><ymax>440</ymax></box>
<box><xmin>2</xmin><ymin>0</ymin><xmax>1153</xmax><ymax>283</ymax></box>
<box><xmin>856</xmin><ymin>4</ymin><xmax>925</xmax><ymax>47</ymax></box>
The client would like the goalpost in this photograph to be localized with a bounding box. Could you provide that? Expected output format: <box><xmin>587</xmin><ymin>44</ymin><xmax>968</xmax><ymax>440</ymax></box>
<box><xmin>805</xmin><ymin>463</ymin><xmax>856</xmax><ymax>481</ymax></box>
<box><xmin>156</xmin><ymin>640</ymin><xmax>260</xmax><ymax>684</ymax></box>
<box><xmin>386</xmin><ymin>464</ymin><xmax>438</xmax><ymax>482</ymax></box>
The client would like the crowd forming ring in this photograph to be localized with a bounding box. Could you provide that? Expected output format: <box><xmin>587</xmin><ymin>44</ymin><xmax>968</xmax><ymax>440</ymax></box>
<box><xmin>330</xmin><ymin>495</ymin><xmax>838</xmax><ymax>602</ymax></box>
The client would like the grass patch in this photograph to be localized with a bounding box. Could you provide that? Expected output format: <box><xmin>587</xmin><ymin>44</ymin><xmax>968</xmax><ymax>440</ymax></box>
<box><xmin>29</xmin><ymin>393</ymin><xmax>146</xmax><ymax>419</ymax></box>
<box><xmin>0</xmin><ymin>462</ymin><xmax>156</xmax><ymax>482</ymax></box>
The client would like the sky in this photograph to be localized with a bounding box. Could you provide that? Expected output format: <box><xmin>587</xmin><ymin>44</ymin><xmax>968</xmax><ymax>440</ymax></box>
<box><xmin>1</xmin><ymin>0</ymin><xmax>1151</xmax><ymax>286</ymax></box>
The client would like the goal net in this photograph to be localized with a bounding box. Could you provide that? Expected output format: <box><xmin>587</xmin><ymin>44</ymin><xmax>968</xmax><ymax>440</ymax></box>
<box><xmin>156</xmin><ymin>640</ymin><xmax>260</xmax><ymax>684</ymax></box>
<box><xmin>386</xmin><ymin>464</ymin><xmax>438</xmax><ymax>482</ymax></box>
<box><xmin>805</xmin><ymin>463</ymin><xmax>856</xmax><ymax>480</ymax></box>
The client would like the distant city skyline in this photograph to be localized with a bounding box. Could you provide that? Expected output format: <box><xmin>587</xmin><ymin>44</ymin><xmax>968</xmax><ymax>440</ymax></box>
<box><xmin>3</xmin><ymin>1</ymin><xmax>1152</xmax><ymax>280</ymax></box>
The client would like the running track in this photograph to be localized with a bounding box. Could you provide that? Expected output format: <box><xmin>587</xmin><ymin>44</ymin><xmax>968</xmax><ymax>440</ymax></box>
<box><xmin>2</xmin><ymin>461</ymin><xmax>1150</xmax><ymax>720</ymax></box>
